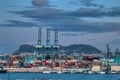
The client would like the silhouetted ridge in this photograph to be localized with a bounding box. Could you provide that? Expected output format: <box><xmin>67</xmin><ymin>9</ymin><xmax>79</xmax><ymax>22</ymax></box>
<box><xmin>14</xmin><ymin>44</ymin><xmax>36</xmax><ymax>54</ymax></box>
<box><xmin>14</xmin><ymin>44</ymin><xmax>102</xmax><ymax>55</ymax></box>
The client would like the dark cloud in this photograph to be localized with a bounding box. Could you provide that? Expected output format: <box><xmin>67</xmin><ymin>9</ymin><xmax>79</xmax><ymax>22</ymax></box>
<box><xmin>2</xmin><ymin>19</ymin><xmax>120</xmax><ymax>34</ymax></box>
<box><xmin>6</xmin><ymin>0</ymin><xmax>120</xmax><ymax>33</ymax></box>
<box><xmin>9</xmin><ymin>6</ymin><xmax>120</xmax><ymax>33</ymax></box>
<box><xmin>32</xmin><ymin>0</ymin><xmax>49</xmax><ymax>7</ymax></box>
<box><xmin>68</xmin><ymin>8</ymin><xmax>104</xmax><ymax>17</ymax></box>
<box><xmin>47</xmin><ymin>19</ymin><xmax>120</xmax><ymax>33</ymax></box>
<box><xmin>13</xmin><ymin>8</ymin><xmax>74</xmax><ymax>20</ymax></box>
<box><xmin>80</xmin><ymin>0</ymin><xmax>94</xmax><ymax>6</ymax></box>
<box><xmin>10</xmin><ymin>0</ymin><xmax>120</xmax><ymax>18</ymax></box>
<box><xmin>79</xmin><ymin>0</ymin><xmax>104</xmax><ymax>8</ymax></box>
<box><xmin>105</xmin><ymin>7</ymin><xmax>120</xmax><ymax>17</ymax></box>
<box><xmin>68</xmin><ymin>1</ymin><xmax>79</xmax><ymax>6</ymax></box>
<box><xmin>0</xmin><ymin>20</ymin><xmax>38</xmax><ymax>27</ymax></box>
<box><xmin>67</xmin><ymin>7</ymin><xmax>120</xmax><ymax>17</ymax></box>
<box><xmin>12</xmin><ymin>6</ymin><xmax>120</xmax><ymax>19</ymax></box>
<box><xmin>61</xmin><ymin>33</ymin><xmax>80</xmax><ymax>36</ymax></box>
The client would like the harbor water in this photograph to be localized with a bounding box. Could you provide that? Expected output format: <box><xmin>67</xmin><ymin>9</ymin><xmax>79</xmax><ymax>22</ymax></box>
<box><xmin>0</xmin><ymin>73</ymin><xmax>120</xmax><ymax>80</ymax></box>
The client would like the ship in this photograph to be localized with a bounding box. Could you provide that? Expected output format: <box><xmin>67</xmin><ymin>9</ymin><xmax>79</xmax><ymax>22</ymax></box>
<box><xmin>0</xmin><ymin>66</ymin><xmax>7</xmax><ymax>73</ymax></box>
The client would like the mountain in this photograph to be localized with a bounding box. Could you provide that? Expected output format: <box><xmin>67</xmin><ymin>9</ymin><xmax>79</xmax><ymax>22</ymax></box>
<box><xmin>14</xmin><ymin>44</ymin><xmax>36</xmax><ymax>54</ymax></box>
<box><xmin>14</xmin><ymin>44</ymin><xmax>102</xmax><ymax>55</ymax></box>
<box><xmin>61</xmin><ymin>44</ymin><xmax>102</xmax><ymax>55</ymax></box>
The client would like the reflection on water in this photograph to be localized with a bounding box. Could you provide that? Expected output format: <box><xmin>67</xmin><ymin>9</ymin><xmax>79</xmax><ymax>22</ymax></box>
<box><xmin>0</xmin><ymin>73</ymin><xmax>120</xmax><ymax>80</ymax></box>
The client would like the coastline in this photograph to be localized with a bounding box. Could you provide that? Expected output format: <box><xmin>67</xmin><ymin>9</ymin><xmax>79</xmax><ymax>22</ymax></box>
<box><xmin>4</xmin><ymin>68</ymin><xmax>120</xmax><ymax>74</ymax></box>
<box><xmin>5</xmin><ymin>68</ymin><xmax>85</xmax><ymax>73</ymax></box>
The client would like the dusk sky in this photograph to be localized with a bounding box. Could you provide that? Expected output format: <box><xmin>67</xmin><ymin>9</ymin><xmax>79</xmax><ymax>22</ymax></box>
<box><xmin>0</xmin><ymin>0</ymin><xmax>120</xmax><ymax>53</ymax></box>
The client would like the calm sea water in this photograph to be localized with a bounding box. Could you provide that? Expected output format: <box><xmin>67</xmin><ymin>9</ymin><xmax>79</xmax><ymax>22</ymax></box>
<box><xmin>0</xmin><ymin>73</ymin><xmax>120</xmax><ymax>80</ymax></box>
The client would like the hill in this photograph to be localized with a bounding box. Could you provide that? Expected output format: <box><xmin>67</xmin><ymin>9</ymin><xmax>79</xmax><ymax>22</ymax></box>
<box><xmin>14</xmin><ymin>44</ymin><xmax>102</xmax><ymax>55</ymax></box>
<box><xmin>14</xmin><ymin>44</ymin><xmax>36</xmax><ymax>54</ymax></box>
<box><xmin>61</xmin><ymin>44</ymin><xmax>101</xmax><ymax>55</ymax></box>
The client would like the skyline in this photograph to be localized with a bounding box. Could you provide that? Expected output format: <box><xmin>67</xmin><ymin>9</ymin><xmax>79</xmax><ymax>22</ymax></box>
<box><xmin>0</xmin><ymin>0</ymin><xmax>120</xmax><ymax>53</ymax></box>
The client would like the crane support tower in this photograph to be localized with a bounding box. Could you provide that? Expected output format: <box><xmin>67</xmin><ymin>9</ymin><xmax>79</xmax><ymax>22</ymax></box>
<box><xmin>44</xmin><ymin>29</ymin><xmax>52</xmax><ymax>60</ymax></box>
<box><xmin>53</xmin><ymin>29</ymin><xmax>60</xmax><ymax>59</ymax></box>
<box><xmin>36</xmin><ymin>28</ymin><xmax>42</xmax><ymax>48</ymax></box>
<box><xmin>115</xmin><ymin>49</ymin><xmax>120</xmax><ymax>65</ymax></box>
<box><xmin>38</xmin><ymin>28</ymin><xmax>42</xmax><ymax>45</ymax></box>
<box><xmin>36</xmin><ymin>28</ymin><xmax>43</xmax><ymax>56</ymax></box>
<box><xmin>106</xmin><ymin>44</ymin><xmax>111</xmax><ymax>59</ymax></box>
<box><xmin>46</xmin><ymin>29</ymin><xmax>50</xmax><ymax>46</ymax></box>
<box><xmin>54</xmin><ymin>29</ymin><xmax>58</xmax><ymax>46</ymax></box>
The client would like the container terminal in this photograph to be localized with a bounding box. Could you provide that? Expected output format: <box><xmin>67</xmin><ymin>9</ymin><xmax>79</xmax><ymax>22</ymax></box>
<box><xmin>0</xmin><ymin>28</ymin><xmax>120</xmax><ymax>74</ymax></box>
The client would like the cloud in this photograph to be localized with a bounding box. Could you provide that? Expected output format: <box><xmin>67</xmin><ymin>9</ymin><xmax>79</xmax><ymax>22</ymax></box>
<box><xmin>68</xmin><ymin>7</ymin><xmax>120</xmax><ymax>17</ymax></box>
<box><xmin>49</xmin><ymin>19</ymin><xmax>120</xmax><ymax>33</ymax></box>
<box><xmin>13</xmin><ymin>8</ymin><xmax>71</xmax><ymax>20</ymax></box>
<box><xmin>79</xmin><ymin>0</ymin><xmax>104</xmax><ymax>8</ymax></box>
<box><xmin>0</xmin><ymin>20</ymin><xmax>38</xmax><ymax>27</ymax></box>
<box><xmin>68</xmin><ymin>1</ymin><xmax>79</xmax><ymax>6</ymax></box>
<box><xmin>13</xmin><ymin>6</ymin><xmax>120</xmax><ymax>19</ymax></box>
<box><xmin>32</xmin><ymin>0</ymin><xmax>49</xmax><ymax>7</ymax></box>
<box><xmin>5</xmin><ymin>0</ymin><xmax>120</xmax><ymax>33</ymax></box>
<box><xmin>8</xmin><ymin>7</ymin><xmax>120</xmax><ymax>33</ymax></box>
<box><xmin>61</xmin><ymin>33</ymin><xmax>80</xmax><ymax>36</ymax></box>
<box><xmin>80</xmin><ymin>0</ymin><xmax>94</xmax><ymax>6</ymax></box>
<box><xmin>106</xmin><ymin>7</ymin><xmax>120</xmax><ymax>17</ymax></box>
<box><xmin>68</xmin><ymin>8</ymin><xmax>104</xmax><ymax>17</ymax></box>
